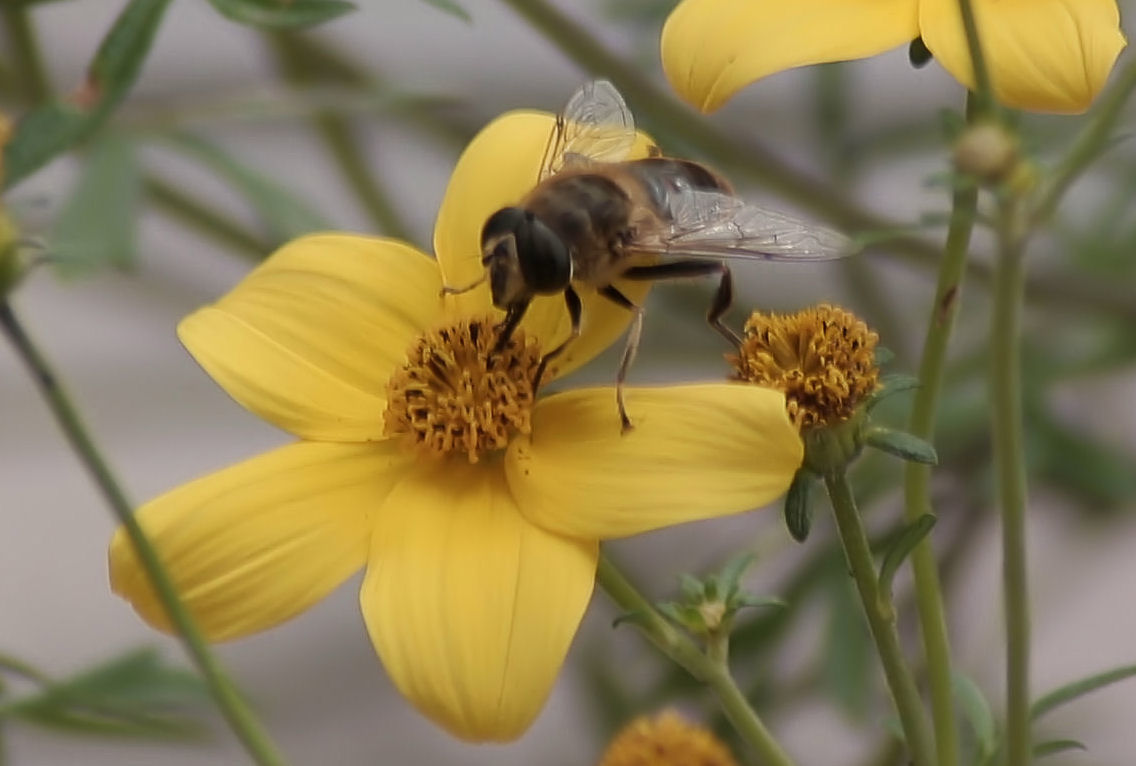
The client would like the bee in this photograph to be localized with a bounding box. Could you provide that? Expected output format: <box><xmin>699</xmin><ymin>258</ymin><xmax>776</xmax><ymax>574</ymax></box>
<box><xmin>446</xmin><ymin>80</ymin><xmax>851</xmax><ymax>430</ymax></box>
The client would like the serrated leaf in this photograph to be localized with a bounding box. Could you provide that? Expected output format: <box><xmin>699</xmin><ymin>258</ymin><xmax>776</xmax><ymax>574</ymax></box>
<box><xmin>1033</xmin><ymin>739</ymin><xmax>1086</xmax><ymax>757</ymax></box>
<box><xmin>783</xmin><ymin>471</ymin><xmax>813</xmax><ymax>542</ymax></box>
<box><xmin>864</xmin><ymin>427</ymin><xmax>938</xmax><ymax>465</ymax></box>
<box><xmin>50</xmin><ymin>134</ymin><xmax>139</xmax><ymax>276</ymax></box>
<box><xmin>878</xmin><ymin>513</ymin><xmax>936</xmax><ymax>598</ymax></box>
<box><xmin>1031</xmin><ymin>664</ymin><xmax>1136</xmax><ymax>721</ymax></box>
<box><xmin>161</xmin><ymin>132</ymin><xmax>330</xmax><ymax>239</ymax></box>
<box><xmin>952</xmin><ymin>674</ymin><xmax>997</xmax><ymax>760</ymax></box>
<box><xmin>206</xmin><ymin>0</ymin><xmax>355</xmax><ymax>28</ymax></box>
<box><xmin>419</xmin><ymin>0</ymin><xmax>471</xmax><ymax>22</ymax></box>
<box><xmin>3</xmin><ymin>0</ymin><xmax>173</xmax><ymax>188</ymax></box>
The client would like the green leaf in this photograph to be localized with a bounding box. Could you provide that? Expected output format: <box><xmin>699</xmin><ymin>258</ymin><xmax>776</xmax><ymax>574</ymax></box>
<box><xmin>877</xmin><ymin>513</ymin><xmax>936</xmax><ymax>598</ymax></box>
<box><xmin>822</xmin><ymin>576</ymin><xmax>871</xmax><ymax>715</ymax></box>
<box><xmin>7</xmin><ymin>649</ymin><xmax>207</xmax><ymax>740</ymax></box>
<box><xmin>1031</xmin><ymin>663</ymin><xmax>1136</xmax><ymax>721</ymax></box>
<box><xmin>3</xmin><ymin>0</ymin><xmax>173</xmax><ymax>189</ymax></box>
<box><xmin>867</xmin><ymin>374</ymin><xmax>921</xmax><ymax>411</ymax></box>
<box><xmin>206</xmin><ymin>0</ymin><xmax>355</xmax><ymax>28</ymax></box>
<box><xmin>716</xmin><ymin>552</ymin><xmax>755</xmax><ymax>599</ymax></box>
<box><xmin>677</xmin><ymin>573</ymin><xmax>704</xmax><ymax>603</ymax></box>
<box><xmin>1033</xmin><ymin>739</ymin><xmax>1086</xmax><ymax>758</ymax></box>
<box><xmin>863</xmin><ymin>427</ymin><xmax>938</xmax><ymax>465</ymax></box>
<box><xmin>952</xmin><ymin>674</ymin><xmax>997</xmax><ymax>760</ymax></box>
<box><xmin>50</xmin><ymin>134</ymin><xmax>140</xmax><ymax>276</ymax></box>
<box><xmin>161</xmin><ymin>132</ymin><xmax>330</xmax><ymax>239</ymax></box>
<box><xmin>783</xmin><ymin>471</ymin><xmax>813</xmax><ymax>542</ymax></box>
<box><xmin>419</xmin><ymin>0</ymin><xmax>471</xmax><ymax>22</ymax></box>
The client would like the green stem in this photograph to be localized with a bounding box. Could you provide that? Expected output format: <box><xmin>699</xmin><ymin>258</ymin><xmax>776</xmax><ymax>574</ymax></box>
<box><xmin>901</xmin><ymin>96</ymin><xmax>983</xmax><ymax>766</ymax></box>
<box><xmin>1035</xmin><ymin>58</ymin><xmax>1136</xmax><ymax>221</ymax></box>
<box><xmin>595</xmin><ymin>554</ymin><xmax>796</xmax><ymax>766</ymax></box>
<box><xmin>1</xmin><ymin>2</ymin><xmax>50</xmax><ymax>104</ymax></box>
<box><xmin>956</xmin><ymin>0</ymin><xmax>994</xmax><ymax>116</ymax></box>
<box><xmin>823</xmin><ymin>473</ymin><xmax>935</xmax><ymax>766</ymax></box>
<box><xmin>144</xmin><ymin>175</ymin><xmax>267</xmax><ymax>261</ymax></box>
<box><xmin>0</xmin><ymin>303</ymin><xmax>287</xmax><ymax>766</ymax></box>
<box><xmin>991</xmin><ymin>201</ymin><xmax>1030</xmax><ymax>766</ymax></box>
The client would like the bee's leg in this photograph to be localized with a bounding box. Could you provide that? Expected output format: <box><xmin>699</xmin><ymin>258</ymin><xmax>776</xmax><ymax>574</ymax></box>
<box><xmin>533</xmin><ymin>286</ymin><xmax>581</xmax><ymax>391</ymax></box>
<box><xmin>493</xmin><ymin>300</ymin><xmax>530</xmax><ymax>353</ymax></box>
<box><xmin>440</xmin><ymin>272</ymin><xmax>487</xmax><ymax>296</ymax></box>
<box><xmin>598</xmin><ymin>285</ymin><xmax>643</xmax><ymax>433</ymax></box>
<box><xmin>622</xmin><ymin>260</ymin><xmax>743</xmax><ymax>348</ymax></box>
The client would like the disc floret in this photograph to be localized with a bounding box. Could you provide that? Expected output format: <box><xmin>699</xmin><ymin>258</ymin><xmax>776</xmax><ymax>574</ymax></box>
<box><xmin>384</xmin><ymin>317</ymin><xmax>542</xmax><ymax>462</ymax></box>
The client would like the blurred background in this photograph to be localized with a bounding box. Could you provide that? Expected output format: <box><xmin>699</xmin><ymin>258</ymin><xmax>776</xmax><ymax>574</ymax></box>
<box><xmin>3</xmin><ymin>1</ymin><xmax>1136</xmax><ymax>764</ymax></box>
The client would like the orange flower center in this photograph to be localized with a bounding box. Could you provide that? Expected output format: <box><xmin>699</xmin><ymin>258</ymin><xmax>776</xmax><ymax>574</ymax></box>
<box><xmin>384</xmin><ymin>317</ymin><xmax>541</xmax><ymax>462</ymax></box>
<box><xmin>730</xmin><ymin>304</ymin><xmax>879</xmax><ymax>429</ymax></box>
<box><xmin>597</xmin><ymin>710</ymin><xmax>740</xmax><ymax>766</ymax></box>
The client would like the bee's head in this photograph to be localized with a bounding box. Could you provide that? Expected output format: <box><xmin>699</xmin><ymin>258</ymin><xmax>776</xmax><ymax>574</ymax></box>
<box><xmin>480</xmin><ymin>207</ymin><xmax>571</xmax><ymax>309</ymax></box>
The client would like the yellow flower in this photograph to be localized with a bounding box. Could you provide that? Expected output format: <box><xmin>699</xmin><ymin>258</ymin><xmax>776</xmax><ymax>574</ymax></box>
<box><xmin>597</xmin><ymin>710</ymin><xmax>739</xmax><ymax>766</ymax></box>
<box><xmin>108</xmin><ymin>112</ymin><xmax>803</xmax><ymax>741</ymax></box>
<box><xmin>662</xmin><ymin>0</ymin><xmax>1126</xmax><ymax>114</ymax></box>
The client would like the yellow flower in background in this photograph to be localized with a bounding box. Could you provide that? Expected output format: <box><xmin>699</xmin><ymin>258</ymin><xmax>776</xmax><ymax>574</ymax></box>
<box><xmin>108</xmin><ymin>112</ymin><xmax>803</xmax><ymax>741</ymax></box>
<box><xmin>597</xmin><ymin>710</ymin><xmax>739</xmax><ymax>766</ymax></box>
<box><xmin>662</xmin><ymin>0</ymin><xmax>1126</xmax><ymax>114</ymax></box>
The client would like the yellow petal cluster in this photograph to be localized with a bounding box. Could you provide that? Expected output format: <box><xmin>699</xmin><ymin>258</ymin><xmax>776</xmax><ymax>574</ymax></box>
<box><xmin>108</xmin><ymin>111</ymin><xmax>804</xmax><ymax>741</ymax></box>
<box><xmin>662</xmin><ymin>0</ymin><xmax>1126</xmax><ymax>113</ymax></box>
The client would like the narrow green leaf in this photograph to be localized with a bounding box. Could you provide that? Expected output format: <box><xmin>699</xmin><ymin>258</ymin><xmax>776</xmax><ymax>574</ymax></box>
<box><xmin>3</xmin><ymin>0</ymin><xmax>173</xmax><ymax>189</ymax></box>
<box><xmin>733</xmin><ymin>595</ymin><xmax>786</xmax><ymax>612</ymax></box>
<box><xmin>1033</xmin><ymin>739</ymin><xmax>1086</xmax><ymax>758</ymax></box>
<box><xmin>877</xmin><ymin>513</ymin><xmax>936</xmax><ymax>597</ymax></box>
<box><xmin>874</xmin><ymin>346</ymin><xmax>896</xmax><ymax>366</ymax></box>
<box><xmin>419</xmin><ymin>0</ymin><xmax>471</xmax><ymax>22</ymax></box>
<box><xmin>6</xmin><ymin>649</ymin><xmax>207</xmax><ymax>740</ymax></box>
<box><xmin>160</xmin><ymin>132</ymin><xmax>330</xmax><ymax>239</ymax></box>
<box><xmin>1031</xmin><ymin>664</ymin><xmax>1136</xmax><ymax>720</ymax></box>
<box><xmin>822</xmin><ymin>577</ymin><xmax>871</xmax><ymax>715</ymax></box>
<box><xmin>207</xmin><ymin>0</ymin><xmax>355</xmax><ymax>28</ymax></box>
<box><xmin>783</xmin><ymin>471</ymin><xmax>813</xmax><ymax>542</ymax></box>
<box><xmin>952</xmin><ymin>674</ymin><xmax>997</xmax><ymax>760</ymax></box>
<box><xmin>717</xmin><ymin>552</ymin><xmax>755</xmax><ymax>601</ymax></box>
<box><xmin>864</xmin><ymin>427</ymin><xmax>938</xmax><ymax>465</ymax></box>
<box><xmin>867</xmin><ymin>374</ymin><xmax>921</xmax><ymax>411</ymax></box>
<box><xmin>677</xmin><ymin>573</ymin><xmax>704</xmax><ymax>603</ymax></box>
<box><xmin>50</xmin><ymin>134</ymin><xmax>140</xmax><ymax>276</ymax></box>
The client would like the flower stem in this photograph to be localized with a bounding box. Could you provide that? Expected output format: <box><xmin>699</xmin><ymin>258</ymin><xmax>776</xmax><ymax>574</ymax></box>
<box><xmin>595</xmin><ymin>553</ymin><xmax>797</xmax><ymax>766</ymax></box>
<box><xmin>823</xmin><ymin>472</ymin><xmax>935</xmax><ymax>766</ymax></box>
<box><xmin>991</xmin><ymin>200</ymin><xmax>1030</xmax><ymax>766</ymax></box>
<box><xmin>0</xmin><ymin>302</ymin><xmax>287</xmax><ymax>766</ymax></box>
<box><xmin>900</xmin><ymin>95</ymin><xmax>982</xmax><ymax>766</ymax></box>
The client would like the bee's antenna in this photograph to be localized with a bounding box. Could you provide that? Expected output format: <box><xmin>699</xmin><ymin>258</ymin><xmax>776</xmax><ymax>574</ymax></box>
<box><xmin>440</xmin><ymin>272</ymin><xmax>486</xmax><ymax>296</ymax></box>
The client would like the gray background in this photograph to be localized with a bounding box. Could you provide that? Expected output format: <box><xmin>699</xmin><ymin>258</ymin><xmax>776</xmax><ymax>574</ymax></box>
<box><xmin>3</xmin><ymin>1</ymin><xmax>1136</xmax><ymax>764</ymax></box>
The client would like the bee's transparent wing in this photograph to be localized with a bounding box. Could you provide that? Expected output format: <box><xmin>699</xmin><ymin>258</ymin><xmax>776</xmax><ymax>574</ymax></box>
<box><xmin>538</xmin><ymin>80</ymin><xmax>637</xmax><ymax>181</ymax></box>
<box><xmin>636</xmin><ymin>188</ymin><xmax>851</xmax><ymax>261</ymax></box>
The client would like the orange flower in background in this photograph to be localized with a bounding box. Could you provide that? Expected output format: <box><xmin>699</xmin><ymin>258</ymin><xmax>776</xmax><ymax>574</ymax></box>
<box><xmin>662</xmin><ymin>0</ymin><xmax>1126</xmax><ymax>114</ymax></box>
<box><xmin>108</xmin><ymin>111</ymin><xmax>803</xmax><ymax>741</ymax></box>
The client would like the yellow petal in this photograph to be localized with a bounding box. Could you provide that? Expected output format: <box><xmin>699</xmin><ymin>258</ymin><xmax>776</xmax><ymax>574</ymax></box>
<box><xmin>920</xmin><ymin>0</ymin><xmax>1126</xmax><ymax>113</ymax></box>
<box><xmin>662</xmin><ymin>0</ymin><xmax>919</xmax><ymax>112</ymax></box>
<box><xmin>360</xmin><ymin>459</ymin><xmax>597</xmax><ymax>741</ymax></box>
<box><xmin>110</xmin><ymin>441</ymin><xmax>409</xmax><ymax>641</ymax></box>
<box><xmin>433</xmin><ymin>110</ymin><xmax>655</xmax><ymax>380</ymax></box>
<box><xmin>506</xmin><ymin>384</ymin><xmax>802</xmax><ymax>538</ymax></box>
<box><xmin>180</xmin><ymin>234</ymin><xmax>441</xmax><ymax>441</ymax></box>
